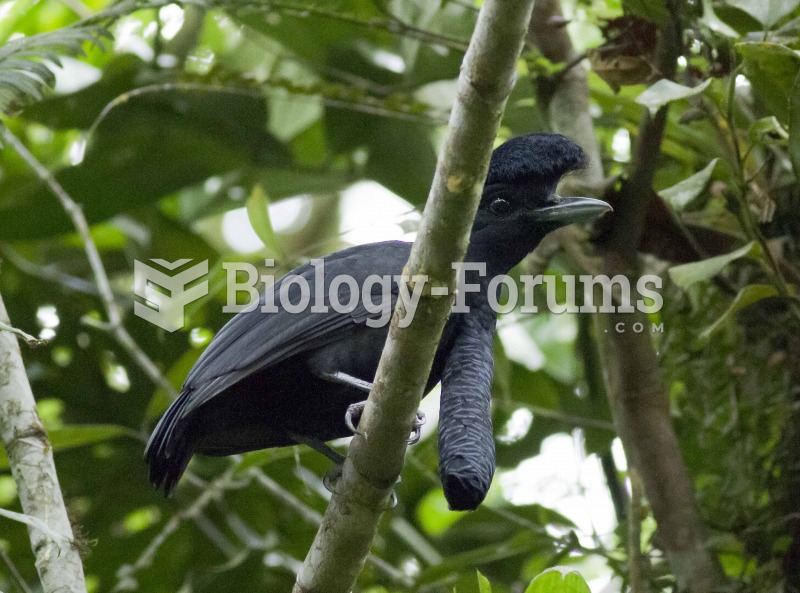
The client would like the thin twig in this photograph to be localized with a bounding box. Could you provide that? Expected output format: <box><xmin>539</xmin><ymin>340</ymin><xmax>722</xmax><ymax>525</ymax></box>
<box><xmin>0</xmin><ymin>243</ymin><xmax>123</xmax><ymax>298</ymax></box>
<box><xmin>0</xmin><ymin>128</ymin><xmax>177</xmax><ymax>400</ymax></box>
<box><xmin>112</xmin><ymin>467</ymin><xmax>249</xmax><ymax>591</ymax></box>
<box><xmin>250</xmin><ymin>468</ymin><xmax>414</xmax><ymax>586</ymax></box>
<box><xmin>87</xmin><ymin>80</ymin><xmax>445</xmax><ymax>143</ymax></box>
<box><xmin>0</xmin><ymin>130</ymin><xmax>121</xmax><ymax>326</ymax></box>
<box><xmin>495</xmin><ymin>398</ymin><xmax>616</xmax><ymax>432</ymax></box>
<box><xmin>0</xmin><ymin>545</ymin><xmax>34</xmax><ymax>593</ymax></box>
<box><xmin>373</xmin><ymin>0</ymin><xmax>469</xmax><ymax>51</ymax></box>
<box><xmin>75</xmin><ymin>0</ymin><xmax>470</xmax><ymax>51</ymax></box>
<box><xmin>0</xmin><ymin>318</ymin><xmax>46</xmax><ymax>347</ymax></box>
<box><xmin>238</xmin><ymin>0</ymin><xmax>470</xmax><ymax>52</ymax></box>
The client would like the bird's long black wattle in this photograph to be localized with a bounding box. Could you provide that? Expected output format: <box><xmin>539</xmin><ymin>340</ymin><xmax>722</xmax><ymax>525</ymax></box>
<box><xmin>438</xmin><ymin>310</ymin><xmax>497</xmax><ymax>511</ymax></box>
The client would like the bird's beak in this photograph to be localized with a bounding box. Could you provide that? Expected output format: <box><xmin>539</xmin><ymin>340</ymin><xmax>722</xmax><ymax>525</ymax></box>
<box><xmin>533</xmin><ymin>196</ymin><xmax>612</xmax><ymax>225</ymax></box>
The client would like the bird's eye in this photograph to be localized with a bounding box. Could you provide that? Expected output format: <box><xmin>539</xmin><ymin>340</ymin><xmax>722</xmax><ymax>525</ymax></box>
<box><xmin>489</xmin><ymin>198</ymin><xmax>511</xmax><ymax>215</ymax></box>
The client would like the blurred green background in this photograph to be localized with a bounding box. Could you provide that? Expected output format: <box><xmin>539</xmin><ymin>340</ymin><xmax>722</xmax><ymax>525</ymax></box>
<box><xmin>1</xmin><ymin>0</ymin><xmax>800</xmax><ymax>591</ymax></box>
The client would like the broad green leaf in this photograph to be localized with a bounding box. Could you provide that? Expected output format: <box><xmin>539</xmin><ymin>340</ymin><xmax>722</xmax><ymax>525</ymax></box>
<box><xmin>5</xmin><ymin>56</ymin><xmax>292</xmax><ymax>240</ymax></box>
<box><xmin>699</xmin><ymin>284</ymin><xmax>780</xmax><ymax>339</ymax></box>
<box><xmin>246</xmin><ymin>184</ymin><xmax>281</xmax><ymax>257</ymax></box>
<box><xmin>659</xmin><ymin>158</ymin><xmax>718</xmax><ymax>211</ymax></box>
<box><xmin>668</xmin><ymin>242</ymin><xmax>758</xmax><ymax>289</ymax></box>
<box><xmin>325</xmin><ymin>108</ymin><xmax>437</xmax><ymax>205</ymax></box>
<box><xmin>0</xmin><ymin>424</ymin><xmax>134</xmax><ymax>469</ymax></box>
<box><xmin>728</xmin><ymin>0</ymin><xmax>800</xmax><ymax>28</ymax></box>
<box><xmin>699</xmin><ymin>0</ymin><xmax>739</xmax><ymax>37</ymax></box>
<box><xmin>790</xmin><ymin>72</ymin><xmax>800</xmax><ymax>185</ymax></box>
<box><xmin>737</xmin><ymin>43</ymin><xmax>800</xmax><ymax>123</ymax></box>
<box><xmin>635</xmin><ymin>79</ymin><xmax>712</xmax><ymax>115</ymax></box>
<box><xmin>525</xmin><ymin>567</ymin><xmax>591</xmax><ymax>593</ymax></box>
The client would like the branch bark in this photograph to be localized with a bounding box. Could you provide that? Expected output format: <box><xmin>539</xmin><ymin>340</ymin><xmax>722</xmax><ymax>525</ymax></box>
<box><xmin>0</xmin><ymin>293</ymin><xmax>87</xmax><ymax>593</ymax></box>
<box><xmin>292</xmin><ymin>0</ymin><xmax>534</xmax><ymax>591</ymax></box>
<box><xmin>528</xmin><ymin>1</ymin><xmax>725</xmax><ymax>591</ymax></box>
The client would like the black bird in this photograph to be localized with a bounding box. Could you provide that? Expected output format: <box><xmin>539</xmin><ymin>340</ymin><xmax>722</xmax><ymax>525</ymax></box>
<box><xmin>145</xmin><ymin>133</ymin><xmax>611</xmax><ymax>510</ymax></box>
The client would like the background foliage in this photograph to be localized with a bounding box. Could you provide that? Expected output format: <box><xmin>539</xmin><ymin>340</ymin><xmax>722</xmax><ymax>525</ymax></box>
<box><xmin>0</xmin><ymin>0</ymin><xmax>799</xmax><ymax>591</ymax></box>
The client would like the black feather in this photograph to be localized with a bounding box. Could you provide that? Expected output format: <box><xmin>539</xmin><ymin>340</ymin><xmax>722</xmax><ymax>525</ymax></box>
<box><xmin>485</xmin><ymin>133</ymin><xmax>586</xmax><ymax>188</ymax></box>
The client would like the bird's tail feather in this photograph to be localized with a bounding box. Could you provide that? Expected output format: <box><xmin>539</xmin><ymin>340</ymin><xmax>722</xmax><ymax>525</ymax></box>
<box><xmin>144</xmin><ymin>390</ymin><xmax>195</xmax><ymax>496</ymax></box>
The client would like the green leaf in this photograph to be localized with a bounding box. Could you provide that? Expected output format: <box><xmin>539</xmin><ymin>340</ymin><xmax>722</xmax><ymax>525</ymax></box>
<box><xmin>268</xmin><ymin>88</ymin><xmax>323</xmax><ymax>142</ymax></box>
<box><xmin>0</xmin><ymin>424</ymin><xmax>134</xmax><ymax>469</ymax></box>
<box><xmin>4</xmin><ymin>56</ymin><xmax>296</xmax><ymax>240</ymax></box>
<box><xmin>325</xmin><ymin>108</ymin><xmax>437</xmax><ymax>205</ymax></box>
<box><xmin>658</xmin><ymin>158</ymin><xmax>718</xmax><ymax>211</ymax></box>
<box><xmin>749</xmin><ymin>116</ymin><xmax>788</xmax><ymax>145</ymax></box>
<box><xmin>699</xmin><ymin>284</ymin><xmax>780</xmax><ymax>340</ymax></box>
<box><xmin>246</xmin><ymin>184</ymin><xmax>281</xmax><ymax>257</ymax></box>
<box><xmin>524</xmin><ymin>567</ymin><xmax>591</xmax><ymax>593</ymax></box>
<box><xmin>0</xmin><ymin>25</ymin><xmax>110</xmax><ymax>113</ymax></box>
<box><xmin>790</xmin><ymin>72</ymin><xmax>800</xmax><ymax>185</ymax></box>
<box><xmin>454</xmin><ymin>571</ymin><xmax>493</xmax><ymax>593</ymax></box>
<box><xmin>737</xmin><ymin>43</ymin><xmax>800</xmax><ymax>123</ymax></box>
<box><xmin>477</xmin><ymin>571</ymin><xmax>492</xmax><ymax>593</ymax></box>
<box><xmin>668</xmin><ymin>242</ymin><xmax>758</xmax><ymax>289</ymax></box>
<box><xmin>635</xmin><ymin>79</ymin><xmax>712</xmax><ymax>115</ymax></box>
<box><xmin>700</xmin><ymin>0</ymin><xmax>739</xmax><ymax>37</ymax></box>
<box><xmin>727</xmin><ymin>0</ymin><xmax>800</xmax><ymax>28</ymax></box>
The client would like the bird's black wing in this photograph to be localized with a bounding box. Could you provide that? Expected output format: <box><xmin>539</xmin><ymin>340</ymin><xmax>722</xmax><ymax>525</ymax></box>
<box><xmin>178</xmin><ymin>240</ymin><xmax>411</xmax><ymax>417</ymax></box>
<box><xmin>438</xmin><ymin>306</ymin><xmax>497</xmax><ymax>511</ymax></box>
<box><xmin>146</xmin><ymin>240</ymin><xmax>411</xmax><ymax>494</ymax></box>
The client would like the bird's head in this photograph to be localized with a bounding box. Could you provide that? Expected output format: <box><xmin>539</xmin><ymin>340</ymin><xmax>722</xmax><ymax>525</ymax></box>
<box><xmin>469</xmin><ymin>134</ymin><xmax>611</xmax><ymax>271</ymax></box>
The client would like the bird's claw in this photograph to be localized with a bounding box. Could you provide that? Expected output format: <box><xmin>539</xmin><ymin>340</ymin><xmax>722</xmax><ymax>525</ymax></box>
<box><xmin>407</xmin><ymin>410</ymin><xmax>426</xmax><ymax>444</ymax></box>
<box><xmin>345</xmin><ymin>401</ymin><xmax>365</xmax><ymax>434</ymax></box>
<box><xmin>323</xmin><ymin>464</ymin><xmax>342</xmax><ymax>494</ymax></box>
<box><xmin>345</xmin><ymin>403</ymin><xmax>425</xmax><ymax>445</ymax></box>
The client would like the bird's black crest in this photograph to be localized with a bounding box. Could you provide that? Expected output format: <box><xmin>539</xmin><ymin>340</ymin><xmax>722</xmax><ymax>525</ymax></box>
<box><xmin>486</xmin><ymin>133</ymin><xmax>586</xmax><ymax>187</ymax></box>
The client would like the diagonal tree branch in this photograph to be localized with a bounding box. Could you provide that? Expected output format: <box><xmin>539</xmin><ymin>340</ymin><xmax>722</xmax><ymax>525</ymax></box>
<box><xmin>291</xmin><ymin>0</ymin><xmax>535</xmax><ymax>591</ymax></box>
<box><xmin>0</xmin><ymin>292</ymin><xmax>87</xmax><ymax>593</ymax></box>
<box><xmin>0</xmin><ymin>127</ymin><xmax>177</xmax><ymax>402</ymax></box>
<box><xmin>528</xmin><ymin>1</ymin><xmax>725</xmax><ymax>591</ymax></box>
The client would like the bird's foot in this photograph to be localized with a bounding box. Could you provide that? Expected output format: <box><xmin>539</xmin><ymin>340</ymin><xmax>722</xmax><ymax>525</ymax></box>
<box><xmin>345</xmin><ymin>401</ymin><xmax>425</xmax><ymax>444</ymax></box>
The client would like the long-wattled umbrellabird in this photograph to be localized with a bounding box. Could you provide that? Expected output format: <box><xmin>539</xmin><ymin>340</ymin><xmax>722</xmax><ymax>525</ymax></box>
<box><xmin>145</xmin><ymin>133</ymin><xmax>611</xmax><ymax>510</ymax></box>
